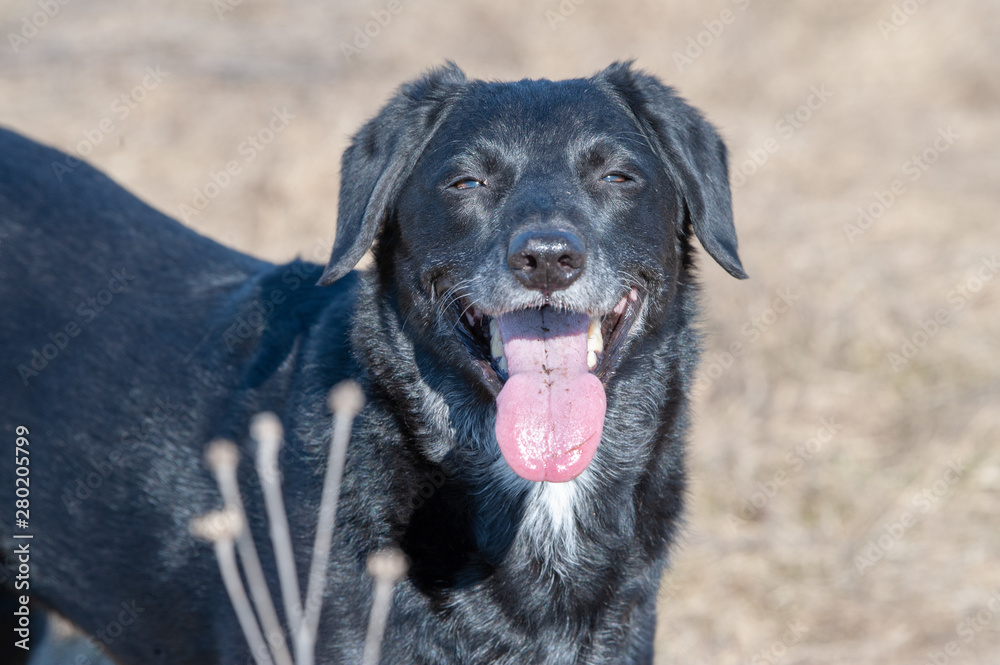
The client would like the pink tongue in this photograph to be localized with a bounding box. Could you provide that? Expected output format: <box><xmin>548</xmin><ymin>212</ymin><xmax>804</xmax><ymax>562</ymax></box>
<box><xmin>494</xmin><ymin>308</ymin><xmax>606</xmax><ymax>482</ymax></box>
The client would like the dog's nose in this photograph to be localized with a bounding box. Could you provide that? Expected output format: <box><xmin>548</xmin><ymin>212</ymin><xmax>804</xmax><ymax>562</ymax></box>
<box><xmin>507</xmin><ymin>230</ymin><xmax>586</xmax><ymax>294</ymax></box>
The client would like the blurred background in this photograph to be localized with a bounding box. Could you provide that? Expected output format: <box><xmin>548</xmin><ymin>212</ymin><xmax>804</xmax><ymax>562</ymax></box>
<box><xmin>2</xmin><ymin>1</ymin><xmax>998</xmax><ymax>663</ymax></box>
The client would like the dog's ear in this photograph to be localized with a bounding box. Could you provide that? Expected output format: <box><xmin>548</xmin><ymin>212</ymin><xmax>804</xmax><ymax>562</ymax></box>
<box><xmin>595</xmin><ymin>62</ymin><xmax>747</xmax><ymax>279</ymax></box>
<box><xmin>318</xmin><ymin>63</ymin><xmax>467</xmax><ymax>286</ymax></box>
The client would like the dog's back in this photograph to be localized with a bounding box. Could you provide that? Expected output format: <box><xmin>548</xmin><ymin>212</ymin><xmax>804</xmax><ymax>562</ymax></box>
<box><xmin>0</xmin><ymin>125</ymin><xmax>370</xmax><ymax>664</ymax></box>
<box><xmin>0</xmin><ymin>126</ymin><xmax>268</xmax><ymax>404</ymax></box>
<box><xmin>0</xmin><ymin>129</ymin><xmax>281</xmax><ymax>663</ymax></box>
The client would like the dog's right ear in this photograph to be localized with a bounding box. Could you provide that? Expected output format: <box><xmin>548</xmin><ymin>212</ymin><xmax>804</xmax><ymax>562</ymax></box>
<box><xmin>317</xmin><ymin>64</ymin><xmax>467</xmax><ymax>286</ymax></box>
<box><xmin>595</xmin><ymin>62</ymin><xmax>748</xmax><ymax>280</ymax></box>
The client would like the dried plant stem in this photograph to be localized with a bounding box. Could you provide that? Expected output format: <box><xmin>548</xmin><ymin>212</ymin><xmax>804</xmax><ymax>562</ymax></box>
<box><xmin>252</xmin><ymin>414</ymin><xmax>306</xmax><ymax>660</ymax></box>
<box><xmin>299</xmin><ymin>382</ymin><xmax>366</xmax><ymax>665</ymax></box>
<box><xmin>207</xmin><ymin>441</ymin><xmax>295</xmax><ymax>665</ymax></box>
<box><xmin>191</xmin><ymin>509</ymin><xmax>275</xmax><ymax>665</ymax></box>
<box><xmin>214</xmin><ymin>538</ymin><xmax>277</xmax><ymax>665</ymax></box>
<box><xmin>361</xmin><ymin>549</ymin><xmax>408</xmax><ymax>665</ymax></box>
<box><xmin>195</xmin><ymin>381</ymin><xmax>403</xmax><ymax>665</ymax></box>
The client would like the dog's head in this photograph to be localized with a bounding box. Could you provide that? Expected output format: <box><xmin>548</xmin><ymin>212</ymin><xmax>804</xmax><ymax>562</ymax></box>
<box><xmin>320</xmin><ymin>62</ymin><xmax>745</xmax><ymax>483</ymax></box>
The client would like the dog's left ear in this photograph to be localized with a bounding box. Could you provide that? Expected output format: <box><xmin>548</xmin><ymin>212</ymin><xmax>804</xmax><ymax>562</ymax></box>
<box><xmin>318</xmin><ymin>63</ymin><xmax>468</xmax><ymax>286</ymax></box>
<box><xmin>595</xmin><ymin>62</ymin><xmax>747</xmax><ymax>279</ymax></box>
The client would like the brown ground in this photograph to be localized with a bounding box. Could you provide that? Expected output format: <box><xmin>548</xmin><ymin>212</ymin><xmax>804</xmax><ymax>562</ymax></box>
<box><xmin>2</xmin><ymin>0</ymin><xmax>998</xmax><ymax>663</ymax></box>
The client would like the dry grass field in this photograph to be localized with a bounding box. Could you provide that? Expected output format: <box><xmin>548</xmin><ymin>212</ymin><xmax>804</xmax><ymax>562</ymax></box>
<box><xmin>2</xmin><ymin>0</ymin><xmax>998</xmax><ymax>663</ymax></box>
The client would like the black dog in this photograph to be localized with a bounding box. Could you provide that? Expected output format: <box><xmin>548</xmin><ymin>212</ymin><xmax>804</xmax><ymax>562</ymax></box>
<box><xmin>0</xmin><ymin>62</ymin><xmax>745</xmax><ymax>664</ymax></box>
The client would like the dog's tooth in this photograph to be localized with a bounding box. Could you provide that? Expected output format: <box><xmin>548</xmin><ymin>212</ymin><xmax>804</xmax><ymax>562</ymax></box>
<box><xmin>489</xmin><ymin>319</ymin><xmax>504</xmax><ymax>359</ymax></box>
<box><xmin>587</xmin><ymin>350</ymin><xmax>597</xmax><ymax>370</ymax></box>
<box><xmin>587</xmin><ymin>316</ymin><xmax>603</xmax><ymax>353</ymax></box>
<box><xmin>491</xmin><ymin>336</ymin><xmax>504</xmax><ymax>360</ymax></box>
<box><xmin>498</xmin><ymin>356</ymin><xmax>508</xmax><ymax>373</ymax></box>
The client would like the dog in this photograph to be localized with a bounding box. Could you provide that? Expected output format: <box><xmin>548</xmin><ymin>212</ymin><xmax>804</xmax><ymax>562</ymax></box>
<box><xmin>0</xmin><ymin>61</ymin><xmax>746</xmax><ymax>664</ymax></box>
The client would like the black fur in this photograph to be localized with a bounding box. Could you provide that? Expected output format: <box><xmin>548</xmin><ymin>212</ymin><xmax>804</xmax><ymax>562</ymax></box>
<box><xmin>0</xmin><ymin>62</ymin><xmax>744</xmax><ymax>664</ymax></box>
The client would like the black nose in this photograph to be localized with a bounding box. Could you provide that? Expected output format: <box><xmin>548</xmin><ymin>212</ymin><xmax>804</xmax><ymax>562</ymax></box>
<box><xmin>507</xmin><ymin>230</ymin><xmax>586</xmax><ymax>294</ymax></box>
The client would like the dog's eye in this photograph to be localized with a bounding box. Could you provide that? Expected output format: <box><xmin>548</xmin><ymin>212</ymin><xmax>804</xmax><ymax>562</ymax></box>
<box><xmin>602</xmin><ymin>173</ymin><xmax>631</xmax><ymax>183</ymax></box>
<box><xmin>451</xmin><ymin>179</ymin><xmax>484</xmax><ymax>190</ymax></box>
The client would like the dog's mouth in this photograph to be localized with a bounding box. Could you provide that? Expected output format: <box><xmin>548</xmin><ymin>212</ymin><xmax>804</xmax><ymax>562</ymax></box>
<box><xmin>445</xmin><ymin>287</ymin><xmax>644</xmax><ymax>483</ymax></box>
<box><xmin>451</xmin><ymin>288</ymin><xmax>643</xmax><ymax>388</ymax></box>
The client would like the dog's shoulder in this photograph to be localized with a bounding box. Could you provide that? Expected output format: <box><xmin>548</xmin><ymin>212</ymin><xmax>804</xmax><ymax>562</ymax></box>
<box><xmin>235</xmin><ymin>261</ymin><xmax>360</xmax><ymax>391</ymax></box>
